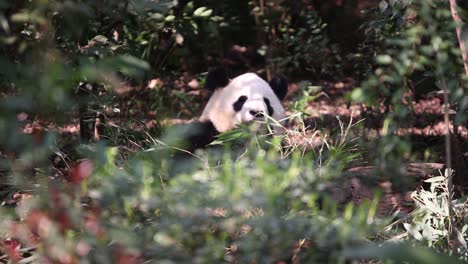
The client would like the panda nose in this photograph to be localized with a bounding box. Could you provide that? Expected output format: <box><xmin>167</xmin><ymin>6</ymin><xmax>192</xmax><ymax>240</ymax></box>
<box><xmin>249</xmin><ymin>110</ymin><xmax>264</xmax><ymax>118</ymax></box>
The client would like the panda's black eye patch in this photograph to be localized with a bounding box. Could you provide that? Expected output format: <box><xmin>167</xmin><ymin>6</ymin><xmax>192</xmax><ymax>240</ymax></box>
<box><xmin>233</xmin><ymin>96</ymin><xmax>248</xmax><ymax>112</ymax></box>
<box><xmin>264</xmin><ymin>98</ymin><xmax>274</xmax><ymax>116</ymax></box>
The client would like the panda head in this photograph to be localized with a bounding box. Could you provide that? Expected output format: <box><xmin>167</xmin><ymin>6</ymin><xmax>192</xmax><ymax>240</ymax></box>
<box><xmin>200</xmin><ymin>67</ymin><xmax>289</xmax><ymax>132</ymax></box>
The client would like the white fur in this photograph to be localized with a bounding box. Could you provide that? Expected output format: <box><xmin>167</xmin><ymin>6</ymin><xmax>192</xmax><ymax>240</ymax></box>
<box><xmin>200</xmin><ymin>73</ymin><xmax>286</xmax><ymax>132</ymax></box>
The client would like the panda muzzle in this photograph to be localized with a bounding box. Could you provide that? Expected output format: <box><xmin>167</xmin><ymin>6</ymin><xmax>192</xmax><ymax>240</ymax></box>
<box><xmin>249</xmin><ymin>110</ymin><xmax>265</xmax><ymax>119</ymax></box>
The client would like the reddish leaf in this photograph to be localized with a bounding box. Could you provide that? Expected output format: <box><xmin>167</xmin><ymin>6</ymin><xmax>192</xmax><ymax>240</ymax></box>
<box><xmin>115</xmin><ymin>246</ymin><xmax>140</xmax><ymax>264</ymax></box>
<box><xmin>4</xmin><ymin>238</ymin><xmax>22</xmax><ymax>263</ymax></box>
<box><xmin>26</xmin><ymin>210</ymin><xmax>50</xmax><ymax>236</ymax></box>
<box><xmin>53</xmin><ymin>209</ymin><xmax>71</xmax><ymax>233</ymax></box>
<box><xmin>69</xmin><ymin>159</ymin><xmax>94</xmax><ymax>184</ymax></box>
<box><xmin>84</xmin><ymin>212</ymin><xmax>105</xmax><ymax>238</ymax></box>
<box><xmin>48</xmin><ymin>185</ymin><xmax>72</xmax><ymax>233</ymax></box>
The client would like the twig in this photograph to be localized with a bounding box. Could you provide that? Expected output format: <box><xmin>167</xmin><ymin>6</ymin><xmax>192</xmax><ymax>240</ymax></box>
<box><xmin>439</xmin><ymin>74</ymin><xmax>458</xmax><ymax>251</ymax></box>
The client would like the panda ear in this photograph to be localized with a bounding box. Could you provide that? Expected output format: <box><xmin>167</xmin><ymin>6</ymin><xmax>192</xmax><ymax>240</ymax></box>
<box><xmin>205</xmin><ymin>67</ymin><xmax>229</xmax><ymax>91</ymax></box>
<box><xmin>269</xmin><ymin>75</ymin><xmax>288</xmax><ymax>100</ymax></box>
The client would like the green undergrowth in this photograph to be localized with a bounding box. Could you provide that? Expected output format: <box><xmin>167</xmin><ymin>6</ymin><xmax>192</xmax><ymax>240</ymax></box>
<box><xmin>1</xmin><ymin>108</ymin><xmax>466</xmax><ymax>263</ymax></box>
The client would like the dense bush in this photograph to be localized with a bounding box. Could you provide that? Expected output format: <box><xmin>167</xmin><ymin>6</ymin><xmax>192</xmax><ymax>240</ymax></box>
<box><xmin>351</xmin><ymin>0</ymin><xmax>467</xmax><ymax>184</ymax></box>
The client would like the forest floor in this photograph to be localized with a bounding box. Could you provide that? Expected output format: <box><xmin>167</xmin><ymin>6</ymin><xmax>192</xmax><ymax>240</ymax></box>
<box><xmin>287</xmin><ymin>78</ymin><xmax>466</xmax><ymax>215</ymax></box>
<box><xmin>3</xmin><ymin>74</ymin><xmax>468</xmax><ymax>217</ymax></box>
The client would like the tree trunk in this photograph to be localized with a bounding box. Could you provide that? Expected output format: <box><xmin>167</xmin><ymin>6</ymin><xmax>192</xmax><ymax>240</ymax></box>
<box><xmin>450</xmin><ymin>0</ymin><xmax>468</xmax><ymax>75</ymax></box>
<box><xmin>449</xmin><ymin>0</ymin><xmax>468</xmax><ymax>195</ymax></box>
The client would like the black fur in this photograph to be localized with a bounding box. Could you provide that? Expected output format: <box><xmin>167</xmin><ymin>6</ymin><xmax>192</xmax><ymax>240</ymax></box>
<box><xmin>264</xmin><ymin>98</ymin><xmax>274</xmax><ymax>116</ymax></box>
<box><xmin>249</xmin><ymin>110</ymin><xmax>264</xmax><ymax>118</ymax></box>
<box><xmin>269</xmin><ymin>75</ymin><xmax>289</xmax><ymax>100</ymax></box>
<box><xmin>205</xmin><ymin>67</ymin><xmax>229</xmax><ymax>91</ymax></box>
<box><xmin>233</xmin><ymin>95</ymin><xmax>248</xmax><ymax>112</ymax></box>
<box><xmin>183</xmin><ymin>121</ymin><xmax>219</xmax><ymax>151</ymax></box>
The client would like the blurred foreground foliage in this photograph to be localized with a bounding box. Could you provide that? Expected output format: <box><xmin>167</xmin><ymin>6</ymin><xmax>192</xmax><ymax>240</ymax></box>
<box><xmin>1</xmin><ymin>125</ymin><xmax>465</xmax><ymax>263</ymax></box>
<box><xmin>0</xmin><ymin>0</ymin><xmax>467</xmax><ymax>263</ymax></box>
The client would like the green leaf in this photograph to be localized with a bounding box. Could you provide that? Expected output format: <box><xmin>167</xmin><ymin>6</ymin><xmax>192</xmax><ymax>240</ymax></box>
<box><xmin>165</xmin><ymin>15</ymin><xmax>175</xmax><ymax>22</ymax></box>
<box><xmin>424</xmin><ymin>176</ymin><xmax>445</xmax><ymax>183</ymax></box>
<box><xmin>92</xmin><ymin>35</ymin><xmax>108</xmax><ymax>44</ymax></box>
<box><xmin>11</xmin><ymin>12</ymin><xmax>46</xmax><ymax>24</ymax></box>
<box><xmin>376</xmin><ymin>54</ymin><xmax>393</xmax><ymax>64</ymax></box>
<box><xmin>350</xmin><ymin>88</ymin><xmax>364</xmax><ymax>102</ymax></box>
<box><xmin>210</xmin><ymin>16</ymin><xmax>224</xmax><ymax>22</ymax></box>
<box><xmin>403</xmin><ymin>223</ymin><xmax>423</xmax><ymax>240</ymax></box>
<box><xmin>379</xmin><ymin>1</ymin><xmax>389</xmax><ymax>12</ymax></box>
<box><xmin>80</xmin><ymin>55</ymin><xmax>150</xmax><ymax>80</ymax></box>
<box><xmin>257</xmin><ymin>45</ymin><xmax>268</xmax><ymax>56</ymax></box>
<box><xmin>193</xmin><ymin>7</ymin><xmax>207</xmax><ymax>17</ymax></box>
<box><xmin>0</xmin><ymin>13</ymin><xmax>9</xmax><ymax>33</ymax></box>
<box><xmin>200</xmin><ymin>9</ymin><xmax>213</xmax><ymax>17</ymax></box>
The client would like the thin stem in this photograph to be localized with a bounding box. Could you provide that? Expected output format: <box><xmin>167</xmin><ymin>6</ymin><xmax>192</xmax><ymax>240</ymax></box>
<box><xmin>440</xmin><ymin>75</ymin><xmax>458</xmax><ymax>251</ymax></box>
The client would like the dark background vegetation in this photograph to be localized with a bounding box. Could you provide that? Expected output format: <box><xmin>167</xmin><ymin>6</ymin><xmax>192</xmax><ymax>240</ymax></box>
<box><xmin>0</xmin><ymin>0</ymin><xmax>467</xmax><ymax>263</ymax></box>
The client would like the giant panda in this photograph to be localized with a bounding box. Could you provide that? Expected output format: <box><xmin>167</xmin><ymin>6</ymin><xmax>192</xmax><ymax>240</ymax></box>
<box><xmin>178</xmin><ymin>67</ymin><xmax>289</xmax><ymax>152</ymax></box>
